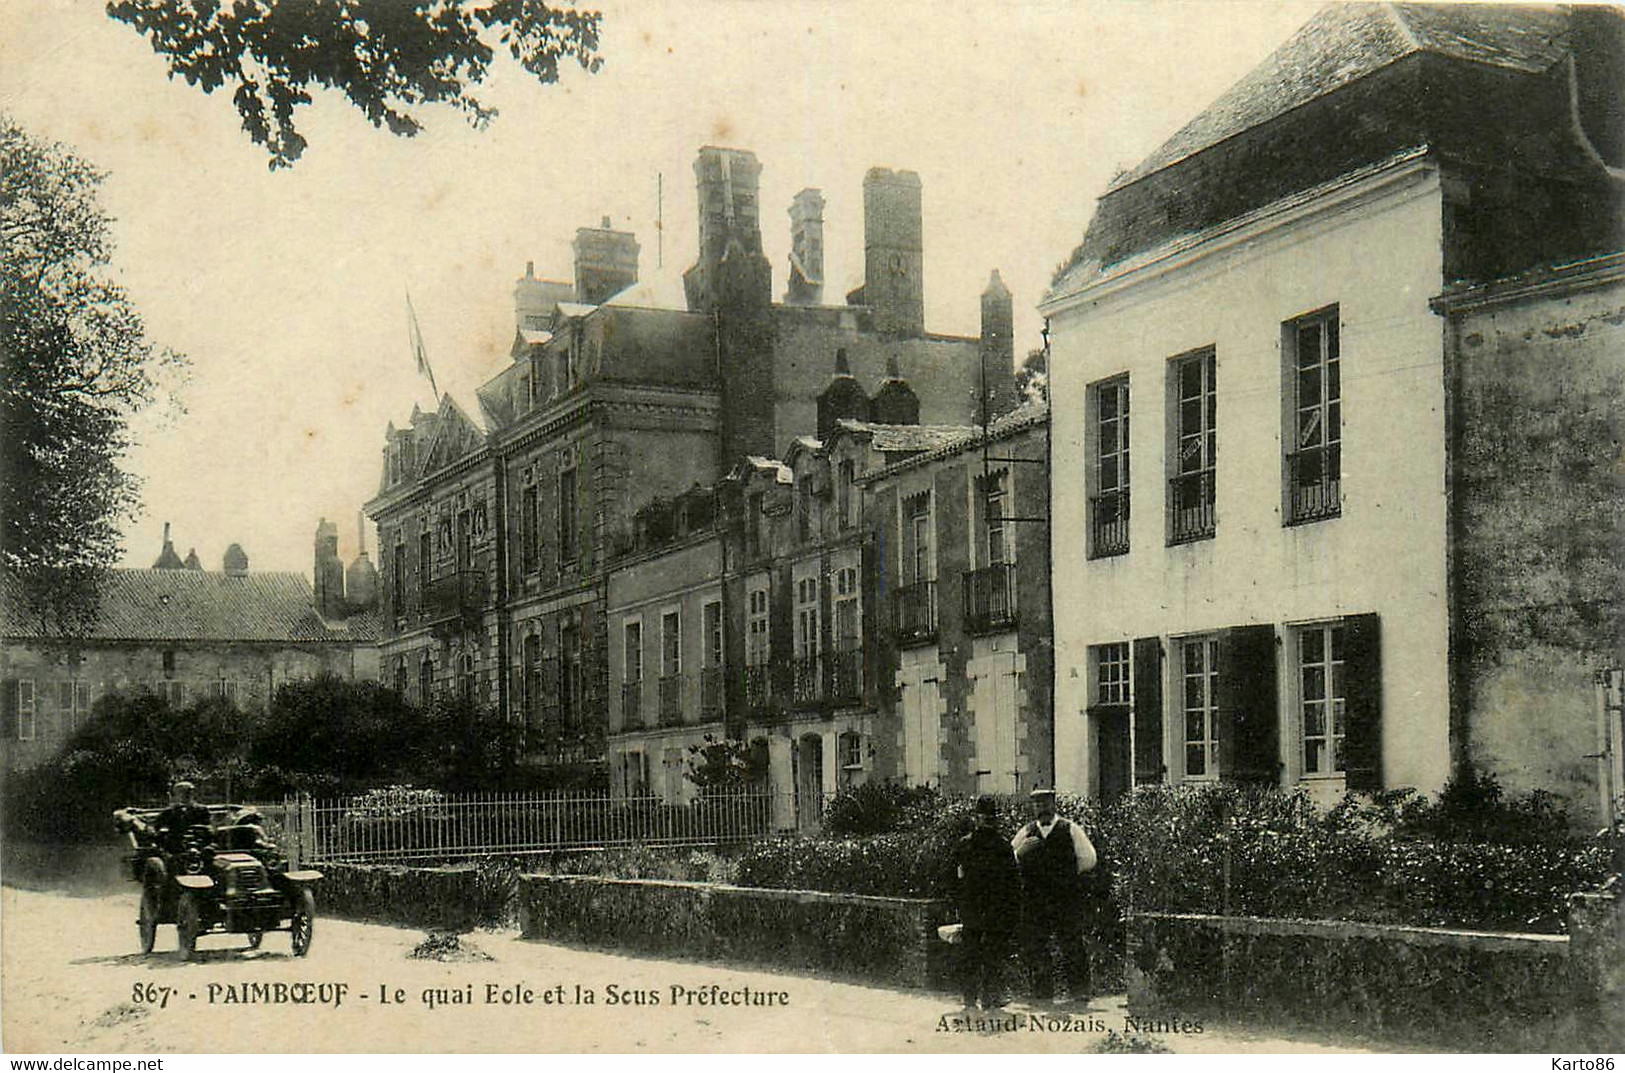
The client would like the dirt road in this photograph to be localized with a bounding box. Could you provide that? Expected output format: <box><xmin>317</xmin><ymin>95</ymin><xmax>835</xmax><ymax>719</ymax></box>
<box><xmin>2</xmin><ymin>885</ymin><xmax>1361</xmax><ymax>1054</ymax></box>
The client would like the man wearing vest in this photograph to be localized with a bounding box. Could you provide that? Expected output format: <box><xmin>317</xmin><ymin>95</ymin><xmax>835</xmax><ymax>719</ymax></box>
<box><xmin>1011</xmin><ymin>787</ymin><xmax>1097</xmax><ymax>1005</ymax></box>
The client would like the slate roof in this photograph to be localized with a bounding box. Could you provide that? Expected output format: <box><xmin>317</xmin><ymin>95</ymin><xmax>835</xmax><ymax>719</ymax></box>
<box><xmin>1111</xmin><ymin>3</ymin><xmax>1572</xmax><ymax>191</ymax></box>
<box><xmin>835</xmin><ymin>419</ymin><xmax>979</xmax><ymax>454</ymax></box>
<box><xmin>1</xmin><ymin>569</ymin><xmax>383</xmax><ymax>644</ymax></box>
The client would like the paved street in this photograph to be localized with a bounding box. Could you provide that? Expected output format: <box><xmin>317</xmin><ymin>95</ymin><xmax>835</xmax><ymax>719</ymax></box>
<box><xmin>1</xmin><ymin>884</ymin><xmax>1367</xmax><ymax>1054</ymax></box>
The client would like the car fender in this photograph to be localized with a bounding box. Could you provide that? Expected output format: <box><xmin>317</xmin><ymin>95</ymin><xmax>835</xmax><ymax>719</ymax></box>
<box><xmin>281</xmin><ymin>870</ymin><xmax>323</xmax><ymax>884</ymax></box>
<box><xmin>175</xmin><ymin>875</ymin><xmax>214</xmax><ymax>891</ymax></box>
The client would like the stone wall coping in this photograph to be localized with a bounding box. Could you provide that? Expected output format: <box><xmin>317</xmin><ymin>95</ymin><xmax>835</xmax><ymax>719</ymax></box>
<box><xmin>524</xmin><ymin>872</ymin><xmax>941</xmax><ymax>911</ymax></box>
<box><xmin>1134</xmin><ymin>911</ymin><xmax>1571</xmax><ymax>953</ymax></box>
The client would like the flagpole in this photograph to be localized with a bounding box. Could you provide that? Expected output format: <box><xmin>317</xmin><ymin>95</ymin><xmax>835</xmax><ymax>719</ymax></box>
<box><xmin>406</xmin><ymin>289</ymin><xmax>439</xmax><ymax>400</ymax></box>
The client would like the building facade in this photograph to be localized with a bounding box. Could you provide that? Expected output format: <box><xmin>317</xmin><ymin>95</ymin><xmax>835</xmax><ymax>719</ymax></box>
<box><xmin>365</xmin><ymin>145</ymin><xmax>1015</xmax><ymax>782</ymax></box>
<box><xmin>1041</xmin><ymin>4</ymin><xmax>1624</xmax><ymax>820</ymax></box>
<box><xmin>1</xmin><ymin>526</ymin><xmax>382</xmax><ymax>770</ymax></box>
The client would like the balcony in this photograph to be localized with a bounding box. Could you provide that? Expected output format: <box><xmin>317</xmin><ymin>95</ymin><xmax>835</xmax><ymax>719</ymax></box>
<box><xmin>963</xmin><ymin>563</ymin><xmax>1017</xmax><ymax>635</ymax></box>
<box><xmin>700</xmin><ymin>667</ymin><xmax>724</xmax><ymax>721</ymax></box>
<box><xmin>621</xmin><ymin>680</ymin><xmax>643</xmax><ymax>731</ymax></box>
<box><xmin>744</xmin><ymin>664</ymin><xmax>774</xmax><ymax>713</ymax></box>
<box><xmin>1287</xmin><ymin>444</ymin><xmax>1341</xmax><ymax>524</ymax></box>
<box><xmin>658</xmin><ymin>674</ymin><xmax>685</xmax><ymax>727</ymax></box>
<box><xmin>893</xmin><ymin>580</ymin><xmax>938</xmax><ymax>646</ymax></box>
<box><xmin>791</xmin><ymin>655</ymin><xmax>821</xmax><ymax>705</ymax></box>
<box><xmin>1169</xmin><ymin>469</ymin><xmax>1216</xmax><ymax>544</ymax></box>
<box><xmin>827</xmin><ymin>647</ymin><xmax>864</xmax><ymax>703</ymax></box>
<box><xmin>1090</xmin><ymin>490</ymin><xmax>1130</xmax><ymax>558</ymax></box>
<box><xmin>422</xmin><ymin>570</ymin><xmax>487</xmax><ymax>629</ymax></box>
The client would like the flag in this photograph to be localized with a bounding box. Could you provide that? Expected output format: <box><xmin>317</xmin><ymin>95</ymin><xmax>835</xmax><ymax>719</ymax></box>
<box><xmin>406</xmin><ymin>291</ymin><xmax>438</xmax><ymax>399</ymax></box>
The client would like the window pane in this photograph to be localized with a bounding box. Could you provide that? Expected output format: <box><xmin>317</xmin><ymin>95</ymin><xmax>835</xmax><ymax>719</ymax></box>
<box><xmin>1181</xmin><ymin>399</ymin><xmax>1202</xmax><ymax>436</ymax></box>
<box><xmin>1301</xmin><ymin>629</ymin><xmax>1324</xmax><ymax>664</ymax></box>
<box><xmin>1186</xmin><ymin>709</ymin><xmax>1205</xmax><ymax>741</ymax></box>
<box><xmin>1099</xmin><ymin>457</ymin><xmax>1118</xmax><ymax>490</ymax></box>
<box><xmin>1184</xmin><ymin>642</ymin><xmax>1204</xmax><ymax>674</ymax></box>
<box><xmin>1098</xmin><ymin>388</ymin><xmax>1117</xmax><ymax>419</ymax></box>
<box><xmin>1327</xmin><ymin>360</ymin><xmax>1341</xmax><ymax>403</ymax></box>
<box><xmin>1181</xmin><ymin>359</ymin><xmax>1202</xmax><ymax>397</ymax></box>
<box><xmin>1304</xmin><ymin>701</ymin><xmax>1325</xmax><ymax>736</ymax></box>
<box><xmin>1185</xmin><ymin>678</ymin><xmax>1204</xmax><ymax>709</ymax></box>
<box><xmin>1186</xmin><ymin>746</ymin><xmax>1206</xmax><ymax>777</ymax></box>
<box><xmin>1297</xmin><ymin>325</ymin><xmax>1322</xmax><ymax>368</ymax></box>
<box><xmin>1331</xmin><ymin>626</ymin><xmax>1346</xmax><ymax>662</ymax></box>
<box><xmin>1326</xmin><ymin>316</ymin><xmax>1339</xmax><ymax>360</ymax></box>
<box><xmin>1332</xmin><ymin>698</ymin><xmax>1346</xmax><ymax>736</ymax></box>
<box><xmin>1297</xmin><ymin>368</ymin><xmax>1322</xmax><ymax>407</ymax></box>
<box><xmin>1326</xmin><ymin>402</ymin><xmax>1341</xmax><ymax>443</ymax></box>
<box><xmin>1306</xmin><ymin>740</ymin><xmax>1325</xmax><ymax>773</ymax></box>
<box><xmin>1303</xmin><ymin>666</ymin><xmax>1326</xmax><ymax>702</ymax></box>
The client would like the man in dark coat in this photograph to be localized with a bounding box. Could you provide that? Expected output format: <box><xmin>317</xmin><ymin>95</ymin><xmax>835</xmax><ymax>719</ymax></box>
<box><xmin>952</xmin><ymin>795</ymin><xmax>1022</xmax><ymax>1009</ymax></box>
<box><xmin>1011</xmin><ymin>788</ymin><xmax>1097</xmax><ymax>1005</ymax></box>
<box><xmin>152</xmin><ymin>780</ymin><xmax>212</xmax><ymax>850</ymax></box>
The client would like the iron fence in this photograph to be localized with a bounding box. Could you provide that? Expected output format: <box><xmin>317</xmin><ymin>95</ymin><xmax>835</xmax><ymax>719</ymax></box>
<box><xmin>260</xmin><ymin>787</ymin><xmax>793</xmax><ymax>864</ymax></box>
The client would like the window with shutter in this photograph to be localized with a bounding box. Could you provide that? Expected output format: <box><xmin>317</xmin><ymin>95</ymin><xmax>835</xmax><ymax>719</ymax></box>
<box><xmin>1132</xmin><ymin>637</ymin><xmax>1163</xmax><ymax>784</ymax></box>
<box><xmin>1216</xmin><ymin>624</ymin><xmax>1280</xmax><ymax>784</ymax></box>
<box><xmin>1341</xmin><ymin>614</ymin><xmax>1383</xmax><ymax>790</ymax></box>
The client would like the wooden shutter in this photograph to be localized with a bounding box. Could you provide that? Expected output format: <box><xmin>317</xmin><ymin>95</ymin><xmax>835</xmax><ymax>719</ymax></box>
<box><xmin>1217</xmin><ymin>625</ymin><xmax>1279</xmax><ymax>785</ymax></box>
<box><xmin>1132</xmin><ymin>637</ymin><xmax>1164</xmax><ymax>784</ymax></box>
<box><xmin>1342</xmin><ymin>613</ymin><xmax>1383</xmax><ymax>791</ymax></box>
<box><xmin>1</xmin><ymin>680</ymin><xmax>16</xmax><ymax>739</ymax></box>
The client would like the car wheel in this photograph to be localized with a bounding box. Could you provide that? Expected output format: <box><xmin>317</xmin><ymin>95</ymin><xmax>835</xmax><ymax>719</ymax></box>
<box><xmin>176</xmin><ymin>893</ymin><xmax>201</xmax><ymax>961</ymax></box>
<box><xmin>138</xmin><ymin>886</ymin><xmax>159</xmax><ymax>955</ymax></box>
<box><xmin>290</xmin><ymin>888</ymin><xmax>314</xmax><ymax>957</ymax></box>
<box><xmin>246</xmin><ymin>931</ymin><xmax>264</xmax><ymax>950</ymax></box>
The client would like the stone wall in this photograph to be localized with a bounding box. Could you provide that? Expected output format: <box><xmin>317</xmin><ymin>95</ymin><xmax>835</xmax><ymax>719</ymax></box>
<box><xmin>1126</xmin><ymin>904</ymin><xmax>1622</xmax><ymax>1050</ymax></box>
<box><xmin>517</xmin><ymin>874</ymin><xmax>949</xmax><ymax>988</ymax></box>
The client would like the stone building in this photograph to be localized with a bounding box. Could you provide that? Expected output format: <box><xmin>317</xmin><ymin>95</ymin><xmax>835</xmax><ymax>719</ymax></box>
<box><xmin>1041</xmin><ymin>3</ymin><xmax>1624</xmax><ymax>820</ymax></box>
<box><xmin>1</xmin><ymin>526</ymin><xmax>382</xmax><ymax>770</ymax></box>
<box><xmin>601</xmin><ymin>380</ymin><xmax>1050</xmax><ymax>825</ymax></box>
<box><xmin>366</xmin><ymin>146</ymin><xmax>1016</xmax><ymax>780</ymax></box>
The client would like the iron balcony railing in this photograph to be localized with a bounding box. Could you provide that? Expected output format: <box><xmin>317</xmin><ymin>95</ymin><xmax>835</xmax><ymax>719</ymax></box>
<box><xmin>1169</xmin><ymin>469</ymin><xmax>1216</xmax><ymax>544</ymax></box>
<box><xmin>791</xmin><ymin>655</ymin><xmax>821</xmax><ymax>705</ymax></box>
<box><xmin>658</xmin><ymin>674</ymin><xmax>685</xmax><ymax>727</ymax></box>
<box><xmin>621</xmin><ymin>680</ymin><xmax>643</xmax><ymax>731</ymax></box>
<box><xmin>700</xmin><ymin>667</ymin><xmax>724</xmax><ymax>720</ymax></box>
<box><xmin>1090</xmin><ymin>489</ymin><xmax>1130</xmax><ymax>558</ymax></box>
<box><xmin>1287</xmin><ymin>444</ymin><xmax>1341</xmax><ymax>523</ymax></box>
<box><xmin>827</xmin><ymin>646</ymin><xmax>864</xmax><ymax>703</ymax></box>
<box><xmin>963</xmin><ymin>563</ymin><xmax>1017</xmax><ymax>634</ymax></box>
<box><xmin>893</xmin><ymin>580</ymin><xmax>938</xmax><ymax>646</ymax></box>
<box><xmin>422</xmin><ymin>570</ymin><xmax>487</xmax><ymax>624</ymax></box>
<box><xmin>744</xmin><ymin>664</ymin><xmax>773</xmax><ymax>712</ymax></box>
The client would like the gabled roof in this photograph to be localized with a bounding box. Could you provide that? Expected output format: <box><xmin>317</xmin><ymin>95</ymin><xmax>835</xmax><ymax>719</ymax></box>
<box><xmin>1111</xmin><ymin>3</ymin><xmax>1572</xmax><ymax>192</ymax></box>
<box><xmin>417</xmin><ymin>394</ymin><xmax>486</xmax><ymax>475</ymax></box>
<box><xmin>1</xmin><ymin>570</ymin><xmax>382</xmax><ymax>644</ymax></box>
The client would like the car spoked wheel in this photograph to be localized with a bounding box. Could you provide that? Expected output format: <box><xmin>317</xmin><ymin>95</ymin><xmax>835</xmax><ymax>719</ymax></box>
<box><xmin>246</xmin><ymin>931</ymin><xmax>264</xmax><ymax>950</ymax></box>
<box><xmin>290</xmin><ymin>888</ymin><xmax>314</xmax><ymax>957</ymax></box>
<box><xmin>176</xmin><ymin>893</ymin><xmax>201</xmax><ymax>961</ymax></box>
<box><xmin>138</xmin><ymin>886</ymin><xmax>159</xmax><ymax>955</ymax></box>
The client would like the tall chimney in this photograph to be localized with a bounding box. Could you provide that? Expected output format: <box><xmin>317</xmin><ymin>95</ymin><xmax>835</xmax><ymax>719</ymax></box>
<box><xmin>683</xmin><ymin>147</ymin><xmax>767</xmax><ymax>314</ymax></box>
<box><xmin>513</xmin><ymin>260</ymin><xmax>574</xmax><ymax>331</ymax></box>
<box><xmin>980</xmin><ymin>268</ymin><xmax>1014</xmax><ymax>417</ymax></box>
<box><xmin>861</xmin><ymin>168</ymin><xmax>924</xmax><ymax>337</ymax></box>
<box><xmin>572</xmin><ymin>217</ymin><xmax>640</xmax><ymax>305</ymax></box>
<box><xmin>784</xmin><ymin>188</ymin><xmax>825</xmax><ymax>305</ymax></box>
<box><xmin>313</xmin><ymin>517</ymin><xmax>345</xmax><ymax>619</ymax></box>
<box><xmin>683</xmin><ymin>146</ymin><xmax>775</xmax><ymax>459</ymax></box>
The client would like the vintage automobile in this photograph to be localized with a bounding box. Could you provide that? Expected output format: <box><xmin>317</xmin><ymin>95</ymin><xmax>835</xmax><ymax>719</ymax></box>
<box><xmin>113</xmin><ymin>804</ymin><xmax>322</xmax><ymax>960</ymax></box>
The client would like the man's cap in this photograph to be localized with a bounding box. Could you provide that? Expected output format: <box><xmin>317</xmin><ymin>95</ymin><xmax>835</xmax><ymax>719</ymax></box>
<box><xmin>974</xmin><ymin>795</ymin><xmax>999</xmax><ymax>816</ymax></box>
<box><xmin>1029</xmin><ymin>787</ymin><xmax>1057</xmax><ymax>799</ymax></box>
<box><xmin>172</xmin><ymin>780</ymin><xmax>196</xmax><ymax>792</ymax></box>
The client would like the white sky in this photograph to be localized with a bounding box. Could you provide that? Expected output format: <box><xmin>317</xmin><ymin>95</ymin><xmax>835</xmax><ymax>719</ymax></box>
<box><xmin>0</xmin><ymin>0</ymin><xmax>1320</xmax><ymax>579</ymax></box>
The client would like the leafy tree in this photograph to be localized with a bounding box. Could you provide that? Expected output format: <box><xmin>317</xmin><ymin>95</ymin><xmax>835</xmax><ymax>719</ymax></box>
<box><xmin>1</xmin><ymin>118</ymin><xmax>185</xmax><ymax>635</ymax></box>
<box><xmin>1016</xmin><ymin>346</ymin><xmax>1047</xmax><ymax>403</ymax></box>
<box><xmin>683</xmin><ymin>735</ymin><xmax>763</xmax><ymax>790</ymax></box>
<box><xmin>252</xmin><ymin>674</ymin><xmax>430</xmax><ymax>784</ymax></box>
<box><xmin>107</xmin><ymin>0</ymin><xmax>606</xmax><ymax>169</ymax></box>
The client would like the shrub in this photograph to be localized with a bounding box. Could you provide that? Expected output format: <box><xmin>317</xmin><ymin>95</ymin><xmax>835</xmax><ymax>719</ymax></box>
<box><xmin>822</xmin><ymin>782</ymin><xmax>941</xmax><ymax>836</ymax></box>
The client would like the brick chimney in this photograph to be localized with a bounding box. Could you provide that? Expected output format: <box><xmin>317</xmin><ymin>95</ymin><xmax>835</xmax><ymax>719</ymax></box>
<box><xmin>785</xmin><ymin>188</ymin><xmax>825</xmax><ymax>305</ymax></box>
<box><xmin>513</xmin><ymin>260</ymin><xmax>574</xmax><ymax>331</ymax></box>
<box><xmin>860</xmin><ymin>168</ymin><xmax>924</xmax><ymax>337</ymax></box>
<box><xmin>573</xmin><ymin>218</ymin><xmax>640</xmax><ymax>305</ymax></box>
<box><xmin>313</xmin><ymin>517</ymin><xmax>345</xmax><ymax>619</ymax></box>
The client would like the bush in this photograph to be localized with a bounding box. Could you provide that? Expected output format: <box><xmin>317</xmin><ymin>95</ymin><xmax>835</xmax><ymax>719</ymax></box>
<box><xmin>821</xmin><ymin>782</ymin><xmax>942</xmax><ymax>836</ymax></box>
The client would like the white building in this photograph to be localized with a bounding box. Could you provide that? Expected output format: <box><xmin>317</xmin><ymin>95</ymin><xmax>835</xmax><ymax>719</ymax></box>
<box><xmin>1042</xmin><ymin>4</ymin><xmax>1624</xmax><ymax>814</ymax></box>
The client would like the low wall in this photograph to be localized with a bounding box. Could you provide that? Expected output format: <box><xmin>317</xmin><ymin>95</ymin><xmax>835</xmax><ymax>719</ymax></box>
<box><xmin>1127</xmin><ymin>902</ymin><xmax>1623</xmax><ymax>1051</ymax></box>
<box><xmin>518</xmin><ymin>874</ymin><xmax>950</xmax><ymax>989</ymax></box>
<box><xmin>316</xmin><ymin>862</ymin><xmax>515</xmax><ymax>932</ymax></box>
